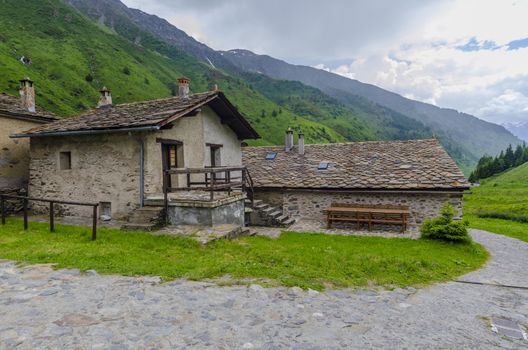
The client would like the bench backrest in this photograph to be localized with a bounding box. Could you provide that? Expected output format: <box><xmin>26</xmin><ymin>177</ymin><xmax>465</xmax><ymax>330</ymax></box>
<box><xmin>330</xmin><ymin>202</ymin><xmax>410</xmax><ymax>211</ymax></box>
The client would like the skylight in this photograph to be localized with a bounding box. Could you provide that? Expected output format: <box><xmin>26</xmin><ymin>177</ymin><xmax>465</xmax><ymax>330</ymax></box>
<box><xmin>318</xmin><ymin>161</ymin><xmax>329</xmax><ymax>170</ymax></box>
<box><xmin>265</xmin><ymin>152</ymin><xmax>277</xmax><ymax>160</ymax></box>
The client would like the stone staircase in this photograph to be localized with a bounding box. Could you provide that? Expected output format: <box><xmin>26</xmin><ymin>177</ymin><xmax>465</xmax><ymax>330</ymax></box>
<box><xmin>246</xmin><ymin>199</ymin><xmax>295</xmax><ymax>227</ymax></box>
<box><xmin>121</xmin><ymin>206</ymin><xmax>165</xmax><ymax>231</ymax></box>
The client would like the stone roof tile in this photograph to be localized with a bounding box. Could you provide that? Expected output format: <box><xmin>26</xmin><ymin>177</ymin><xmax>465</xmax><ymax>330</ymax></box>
<box><xmin>242</xmin><ymin>139</ymin><xmax>469</xmax><ymax>190</ymax></box>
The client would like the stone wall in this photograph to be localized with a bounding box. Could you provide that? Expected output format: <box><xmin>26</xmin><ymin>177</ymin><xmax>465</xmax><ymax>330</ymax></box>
<box><xmin>29</xmin><ymin>134</ymin><xmax>141</xmax><ymax>219</ymax></box>
<box><xmin>256</xmin><ymin>189</ymin><xmax>463</xmax><ymax>233</ymax></box>
<box><xmin>0</xmin><ymin>115</ymin><xmax>46</xmax><ymax>190</ymax></box>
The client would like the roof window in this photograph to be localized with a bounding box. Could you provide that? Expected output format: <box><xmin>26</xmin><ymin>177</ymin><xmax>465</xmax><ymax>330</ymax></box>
<box><xmin>265</xmin><ymin>152</ymin><xmax>277</xmax><ymax>160</ymax></box>
<box><xmin>318</xmin><ymin>161</ymin><xmax>329</xmax><ymax>170</ymax></box>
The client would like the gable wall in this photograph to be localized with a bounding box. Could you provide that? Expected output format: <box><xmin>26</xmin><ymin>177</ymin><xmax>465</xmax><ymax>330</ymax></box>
<box><xmin>143</xmin><ymin>105</ymin><xmax>242</xmax><ymax>194</ymax></box>
<box><xmin>0</xmin><ymin>115</ymin><xmax>45</xmax><ymax>190</ymax></box>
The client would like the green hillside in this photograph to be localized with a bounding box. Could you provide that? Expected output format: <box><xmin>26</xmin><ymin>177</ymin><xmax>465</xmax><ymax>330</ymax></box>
<box><xmin>0</xmin><ymin>0</ymin><xmax>344</xmax><ymax>145</ymax></box>
<box><xmin>464</xmin><ymin>163</ymin><xmax>528</xmax><ymax>242</ymax></box>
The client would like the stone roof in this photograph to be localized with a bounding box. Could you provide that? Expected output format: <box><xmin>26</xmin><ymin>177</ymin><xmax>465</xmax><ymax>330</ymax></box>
<box><xmin>13</xmin><ymin>91</ymin><xmax>259</xmax><ymax>139</ymax></box>
<box><xmin>242</xmin><ymin>139</ymin><xmax>469</xmax><ymax>191</ymax></box>
<box><xmin>0</xmin><ymin>93</ymin><xmax>57</xmax><ymax>122</ymax></box>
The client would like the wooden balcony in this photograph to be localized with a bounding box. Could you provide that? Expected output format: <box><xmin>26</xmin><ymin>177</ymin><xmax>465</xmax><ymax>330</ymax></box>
<box><xmin>162</xmin><ymin>166</ymin><xmax>253</xmax><ymax>203</ymax></box>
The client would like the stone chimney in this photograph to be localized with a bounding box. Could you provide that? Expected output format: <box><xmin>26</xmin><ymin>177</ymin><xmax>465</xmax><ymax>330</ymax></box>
<box><xmin>97</xmin><ymin>86</ymin><xmax>112</xmax><ymax>108</ymax></box>
<box><xmin>177</xmin><ymin>77</ymin><xmax>190</xmax><ymax>98</ymax></box>
<box><xmin>298</xmin><ymin>130</ymin><xmax>305</xmax><ymax>155</ymax></box>
<box><xmin>285</xmin><ymin>127</ymin><xmax>294</xmax><ymax>152</ymax></box>
<box><xmin>19</xmin><ymin>77</ymin><xmax>35</xmax><ymax>113</ymax></box>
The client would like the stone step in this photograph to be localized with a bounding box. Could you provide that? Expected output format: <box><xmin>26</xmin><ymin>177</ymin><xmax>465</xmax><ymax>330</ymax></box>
<box><xmin>281</xmin><ymin>218</ymin><xmax>296</xmax><ymax>226</ymax></box>
<box><xmin>248</xmin><ymin>199</ymin><xmax>262</xmax><ymax>206</ymax></box>
<box><xmin>261</xmin><ymin>206</ymin><xmax>276</xmax><ymax>214</ymax></box>
<box><xmin>269</xmin><ymin>210</ymin><xmax>282</xmax><ymax>218</ymax></box>
<box><xmin>121</xmin><ymin>223</ymin><xmax>158</xmax><ymax>231</ymax></box>
<box><xmin>255</xmin><ymin>203</ymin><xmax>270</xmax><ymax>211</ymax></box>
<box><xmin>276</xmin><ymin>215</ymin><xmax>288</xmax><ymax>222</ymax></box>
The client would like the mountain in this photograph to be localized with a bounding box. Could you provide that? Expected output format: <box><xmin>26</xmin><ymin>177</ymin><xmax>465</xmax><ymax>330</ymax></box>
<box><xmin>2</xmin><ymin>0</ymin><xmax>519</xmax><ymax>173</ymax></box>
<box><xmin>220</xmin><ymin>50</ymin><xmax>521</xmax><ymax>169</ymax></box>
<box><xmin>0</xmin><ymin>0</ymin><xmax>346</xmax><ymax>146</ymax></box>
<box><xmin>503</xmin><ymin>122</ymin><xmax>528</xmax><ymax>142</ymax></box>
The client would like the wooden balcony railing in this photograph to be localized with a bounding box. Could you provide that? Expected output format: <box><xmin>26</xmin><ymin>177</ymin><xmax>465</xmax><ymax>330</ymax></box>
<box><xmin>162</xmin><ymin>166</ymin><xmax>254</xmax><ymax>212</ymax></box>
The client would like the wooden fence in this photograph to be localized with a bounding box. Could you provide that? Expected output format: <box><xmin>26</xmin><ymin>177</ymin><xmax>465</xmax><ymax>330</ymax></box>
<box><xmin>0</xmin><ymin>194</ymin><xmax>99</xmax><ymax>240</ymax></box>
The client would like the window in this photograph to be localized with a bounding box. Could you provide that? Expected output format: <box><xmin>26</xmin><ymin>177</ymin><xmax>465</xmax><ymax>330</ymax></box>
<box><xmin>210</xmin><ymin>146</ymin><xmax>221</xmax><ymax>167</ymax></box>
<box><xmin>265</xmin><ymin>152</ymin><xmax>277</xmax><ymax>160</ymax></box>
<box><xmin>317</xmin><ymin>161</ymin><xmax>329</xmax><ymax>170</ymax></box>
<box><xmin>99</xmin><ymin>202</ymin><xmax>112</xmax><ymax>219</ymax></box>
<box><xmin>59</xmin><ymin>151</ymin><xmax>71</xmax><ymax>170</ymax></box>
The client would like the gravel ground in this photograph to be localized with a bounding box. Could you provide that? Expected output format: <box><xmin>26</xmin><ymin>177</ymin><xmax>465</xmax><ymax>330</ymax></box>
<box><xmin>0</xmin><ymin>229</ymin><xmax>526</xmax><ymax>349</ymax></box>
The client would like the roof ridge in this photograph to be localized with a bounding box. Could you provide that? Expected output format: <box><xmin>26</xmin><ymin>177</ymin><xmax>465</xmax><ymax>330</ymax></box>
<box><xmin>113</xmin><ymin>90</ymin><xmax>218</xmax><ymax>108</ymax></box>
<box><xmin>244</xmin><ymin>138</ymin><xmax>437</xmax><ymax>149</ymax></box>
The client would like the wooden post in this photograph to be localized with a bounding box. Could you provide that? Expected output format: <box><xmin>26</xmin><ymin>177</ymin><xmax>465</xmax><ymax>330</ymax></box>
<box><xmin>23</xmin><ymin>197</ymin><xmax>28</xmax><ymax>230</ymax></box>
<box><xmin>92</xmin><ymin>205</ymin><xmax>97</xmax><ymax>241</ymax></box>
<box><xmin>1</xmin><ymin>195</ymin><xmax>5</xmax><ymax>225</ymax></box>
<box><xmin>49</xmin><ymin>201</ymin><xmax>54</xmax><ymax>232</ymax></box>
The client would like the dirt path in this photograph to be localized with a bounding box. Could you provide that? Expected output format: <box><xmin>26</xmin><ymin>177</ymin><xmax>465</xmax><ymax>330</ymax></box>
<box><xmin>0</xmin><ymin>229</ymin><xmax>526</xmax><ymax>349</ymax></box>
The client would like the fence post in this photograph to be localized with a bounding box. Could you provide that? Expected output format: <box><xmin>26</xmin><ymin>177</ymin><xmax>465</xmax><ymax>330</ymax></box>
<box><xmin>49</xmin><ymin>201</ymin><xmax>54</xmax><ymax>232</ymax></box>
<box><xmin>92</xmin><ymin>205</ymin><xmax>97</xmax><ymax>241</ymax></box>
<box><xmin>23</xmin><ymin>197</ymin><xmax>28</xmax><ymax>230</ymax></box>
<box><xmin>1</xmin><ymin>195</ymin><xmax>5</xmax><ymax>225</ymax></box>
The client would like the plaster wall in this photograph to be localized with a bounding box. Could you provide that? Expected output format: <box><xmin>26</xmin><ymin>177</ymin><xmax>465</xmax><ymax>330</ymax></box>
<box><xmin>0</xmin><ymin>116</ymin><xmax>45</xmax><ymax>189</ymax></box>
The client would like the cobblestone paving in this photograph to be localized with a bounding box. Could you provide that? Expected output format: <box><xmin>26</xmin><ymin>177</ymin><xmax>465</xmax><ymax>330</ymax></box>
<box><xmin>0</xmin><ymin>229</ymin><xmax>527</xmax><ymax>349</ymax></box>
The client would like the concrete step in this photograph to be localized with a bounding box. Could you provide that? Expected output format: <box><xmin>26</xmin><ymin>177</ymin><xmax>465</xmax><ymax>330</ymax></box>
<box><xmin>121</xmin><ymin>223</ymin><xmax>157</xmax><ymax>231</ymax></box>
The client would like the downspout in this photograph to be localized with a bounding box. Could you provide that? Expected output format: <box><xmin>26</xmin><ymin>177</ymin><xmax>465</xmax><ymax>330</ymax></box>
<box><xmin>138</xmin><ymin>138</ymin><xmax>145</xmax><ymax>208</ymax></box>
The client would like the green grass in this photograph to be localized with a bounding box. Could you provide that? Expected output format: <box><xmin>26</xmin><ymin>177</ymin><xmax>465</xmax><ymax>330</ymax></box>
<box><xmin>0</xmin><ymin>219</ymin><xmax>487</xmax><ymax>290</ymax></box>
<box><xmin>464</xmin><ymin>163</ymin><xmax>528</xmax><ymax>242</ymax></box>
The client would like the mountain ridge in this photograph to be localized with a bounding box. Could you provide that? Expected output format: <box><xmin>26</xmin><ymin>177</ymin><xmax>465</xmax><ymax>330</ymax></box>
<box><xmin>3</xmin><ymin>0</ymin><xmax>520</xmax><ymax>173</ymax></box>
<box><xmin>220</xmin><ymin>49</ymin><xmax>520</xmax><ymax>166</ymax></box>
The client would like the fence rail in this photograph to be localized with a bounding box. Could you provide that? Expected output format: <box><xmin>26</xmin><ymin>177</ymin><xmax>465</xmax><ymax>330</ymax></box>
<box><xmin>0</xmin><ymin>194</ymin><xmax>99</xmax><ymax>240</ymax></box>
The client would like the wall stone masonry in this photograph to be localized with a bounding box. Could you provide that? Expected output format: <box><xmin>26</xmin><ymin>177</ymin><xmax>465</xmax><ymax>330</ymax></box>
<box><xmin>256</xmin><ymin>189</ymin><xmax>463</xmax><ymax>233</ymax></box>
<box><xmin>29</xmin><ymin>134</ymin><xmax>141</xmax><ymax>219</ymax></box>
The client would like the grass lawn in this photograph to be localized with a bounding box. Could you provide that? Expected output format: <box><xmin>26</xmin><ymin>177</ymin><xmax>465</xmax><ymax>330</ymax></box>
<box><xmin>464</xmin><ymin>163</ymin><xmax>528</xmax><ymax>243</ymax></box>
<box><xmin>0</xmin><ymin>219</ymin><xmax>487</xmax><ymax>290</ymax></box>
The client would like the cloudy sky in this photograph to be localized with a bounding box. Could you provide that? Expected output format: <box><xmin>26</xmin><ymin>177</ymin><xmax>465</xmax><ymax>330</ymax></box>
<box><xmin>122</xmin><ymin>0</ymin><xmax>528</xmax><ymax>125</ymax></box>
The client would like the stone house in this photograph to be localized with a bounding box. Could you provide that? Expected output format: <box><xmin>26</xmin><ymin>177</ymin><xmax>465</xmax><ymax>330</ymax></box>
<box><xmin>0</xmin><ymin>78</ymin><xmax>57</xmax><ymax>191</ymax></box>
<box><xmin>12</xmin><ymin>78</ymin><xmax>259</xmax><ymax>225</ymax></box>
<box><xmin>242</xmin><ymin>130</ymin><xmax>469</xmax><ymax>232</ymax></box>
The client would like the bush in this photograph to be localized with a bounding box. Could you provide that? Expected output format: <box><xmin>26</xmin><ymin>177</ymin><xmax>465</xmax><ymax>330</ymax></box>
<box><xmin>420</xmin><ymin>202</ymin><xmax>471</xmax><ymax>243</ymax></box>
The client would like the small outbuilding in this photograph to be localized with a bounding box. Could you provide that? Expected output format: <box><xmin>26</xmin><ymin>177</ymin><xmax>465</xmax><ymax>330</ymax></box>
<box><xmin>12</xmin><ymin>78</ymin><xmax>259</xmax><ymax>226</ymax></box>
<box><xmin>242</xmin><ymin>130</ymin><xmax>469</xmax><ymax>232</ymax></box>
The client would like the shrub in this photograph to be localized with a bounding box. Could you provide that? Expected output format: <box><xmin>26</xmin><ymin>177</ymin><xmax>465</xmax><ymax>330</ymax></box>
<box><xmin>420</xmin><ymin>202</ymin><xmax>471</xmax><ymax>243</ymax></box>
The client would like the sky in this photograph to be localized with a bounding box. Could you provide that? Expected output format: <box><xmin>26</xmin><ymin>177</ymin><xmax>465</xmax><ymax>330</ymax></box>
<box><xmin>121</xmin><ymin>0</ymin><xmax>528</xmax><ymax>125</ymax></box>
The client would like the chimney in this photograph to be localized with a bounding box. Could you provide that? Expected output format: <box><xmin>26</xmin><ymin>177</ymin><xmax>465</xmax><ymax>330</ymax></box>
<box><xmin>19</xmin><ymin>77</ymin><xmax>35</xmax><ymax>113</ymax></box>
<box><xmin>298</xmin><ymin>130</ymin><xmax>305</xmax><ymax>155</ymax></box>
<box><xmin>97</xmin><ymin>86</ymin><xmax>112</xmax><ymax>108</ymax></box>
<box><xmin>285</xmin><ymin>127</ymin><xmax>294</xmax><ymax>152</ymax></box>
<box><xmin>177</xmin><ymin>77</ymin><xmax>190</xmax><ymax>98</ymax></box>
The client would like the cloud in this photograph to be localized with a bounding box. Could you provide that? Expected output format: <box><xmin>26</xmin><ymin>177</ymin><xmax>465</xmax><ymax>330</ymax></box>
<box><xmin>121</xmin><ymin>0</ymin><xmax>528</xmax><ymax>124</ymax></box>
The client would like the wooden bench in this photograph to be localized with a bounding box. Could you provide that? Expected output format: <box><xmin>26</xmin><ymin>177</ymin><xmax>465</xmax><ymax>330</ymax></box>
<box><xmin>323</xmin><ymin>203</ymin><xmax>410</xmax><ymax>233</ymax></box>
